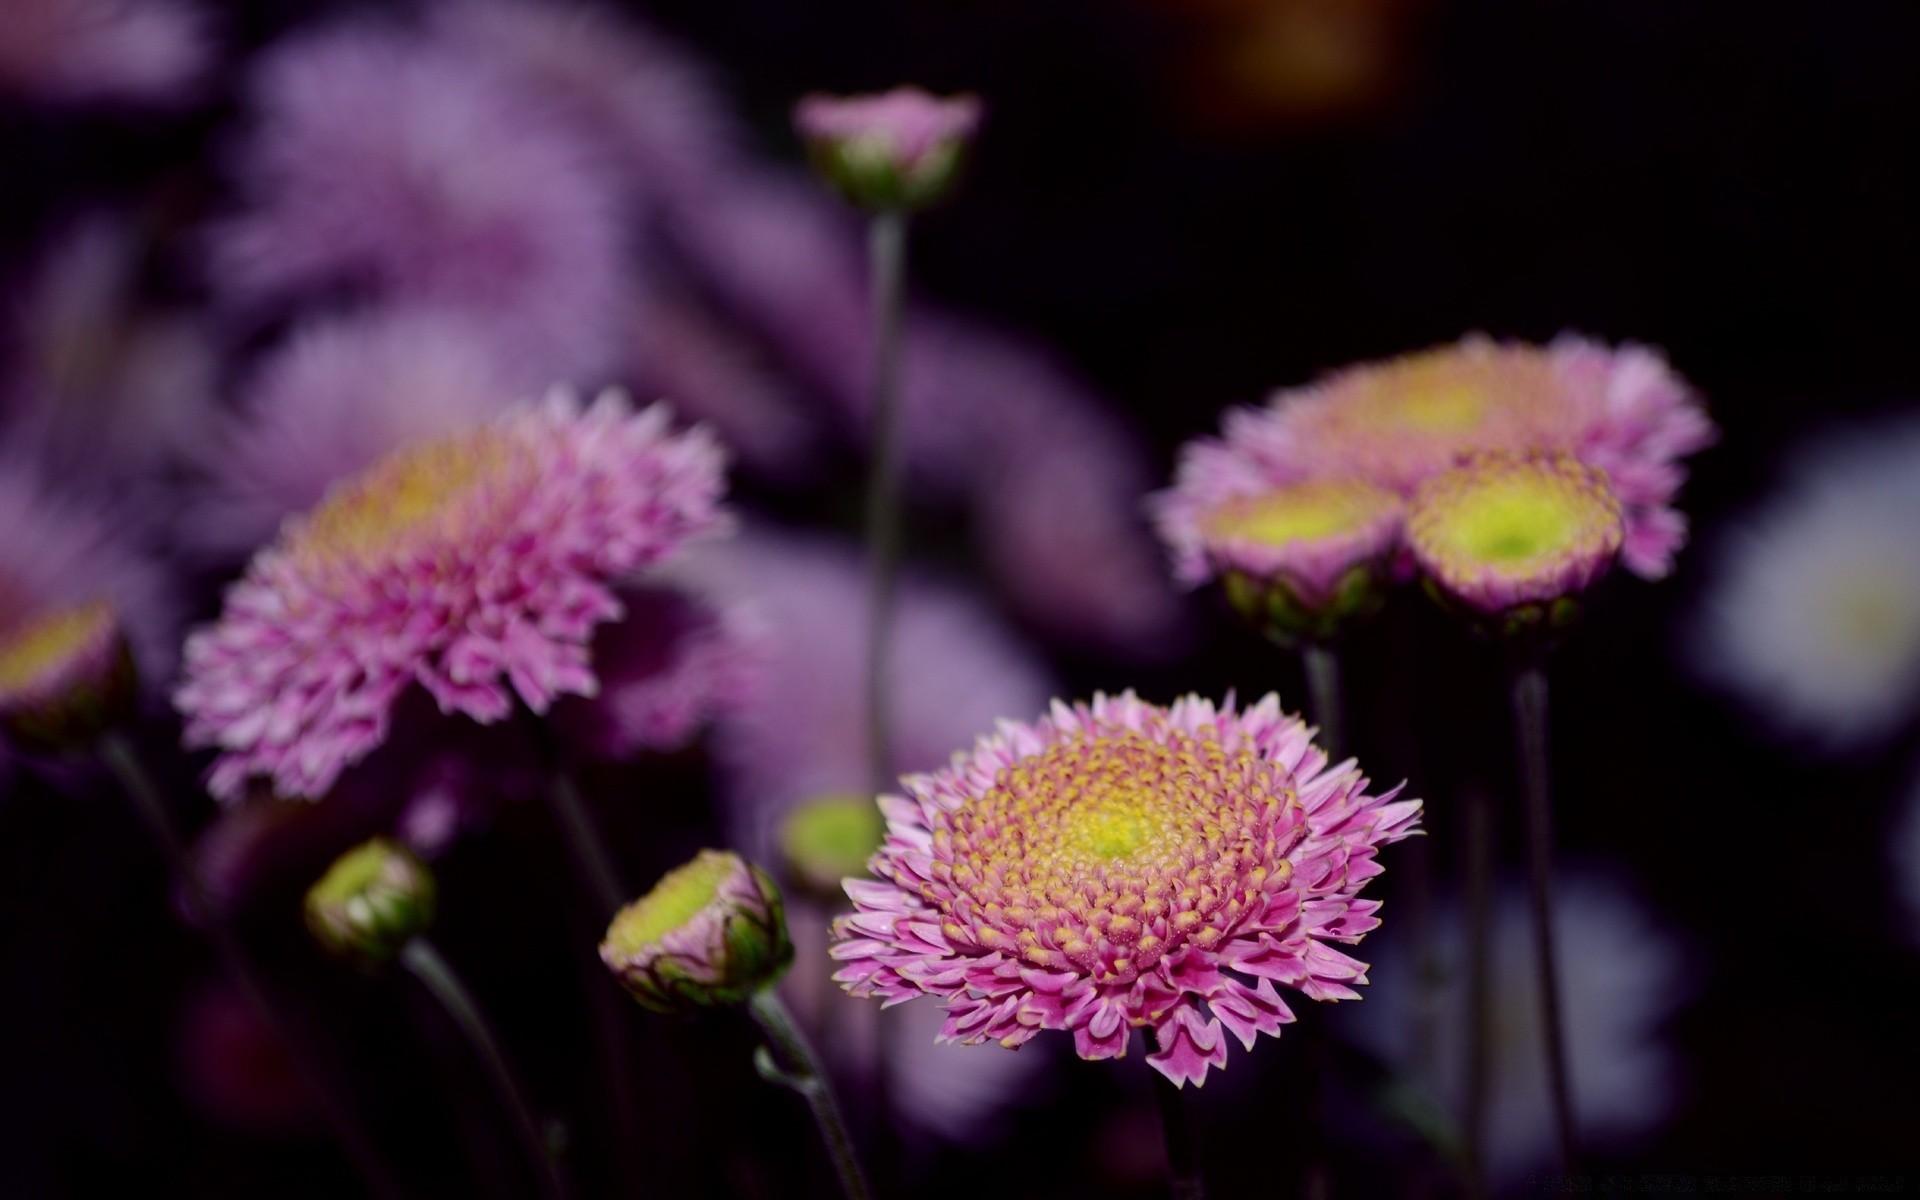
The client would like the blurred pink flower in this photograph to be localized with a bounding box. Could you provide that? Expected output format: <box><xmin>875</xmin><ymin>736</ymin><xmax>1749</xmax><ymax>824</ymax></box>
<box><xmin>0</xmin><ymin>0</ymin><xmax>210</xmax><ymax>106</ymax></box>
<box><xmin>793</xmin><ymin>86</ymin><xmax>983</xmax><ymax>210</ymax></box>
<box><xmin>175</xmin><ymin>389</ymin><xmax>727</xmax><ymax>801</ymax></box>
<box><xmin>208</xmin><ymin>21</ymin><xmax>632</xmax><ymax>381</ymax></box>
<box><xmin>181</xmin><ymin>307</ymin><xmax>531</xmax><ymax>562</ymax></box>
<box><xmin>679</xmin><ymin>527</ymin><xmax>1054</xmax><ymax>862</ymax></box>
<box><xmin>832</xmin><ymin>691</ymin><xmax>1420</xmax><ymax>1087</ymax></box>
<box><xmin>1172</xmin><ymin>334</ymin><xmax>1714</xmax><ymax>582</ymax></box>
<box><xmin>552</xmin><ymin>579</ymin><xmax>763</xmax><ymax>761</ymax></box>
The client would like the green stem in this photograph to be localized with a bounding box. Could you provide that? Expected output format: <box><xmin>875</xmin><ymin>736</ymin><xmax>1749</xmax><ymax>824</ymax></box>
<box><xmin>863</xmin><ymin>207</ymin><xmax>909</xmax><ymax>803</ymax></box>
<box><xmin>546</xmin><ymin>770</ymin><xmax>626</xmax><ymax>922</ymax></box>
<box><xmin>1462</xmin><ymin>786</ymin><xmax>1494</xmax><ymax>1200</ymax></box>
<box><xmin>1509</xmin><ymin>657</ymin><xmax>1578</xmax><ymax>1172</ymax></box>
<box><xmin>400</xmin><ymin>939</ymin><xmax>565</xmax><ymax>1200</ymax></box>
<box><xmin>747</xmin><ymin>989</ymin><xmax>873</xmax><ymax>1200</ymax></box>
<box><xmin>1301</xmin><ymin>641</ymin><xmax>1345</xmax><ymax>761</ymax></box>
<box><xmin>96</xmin><ymin>731</ymin><xmax>408</xmax><ymax>1200</ymax></box>
<box><xmin>1142</xmin><ymin>1031</ymin><xmax>1207</xmax><ymax>1200</ymax></box>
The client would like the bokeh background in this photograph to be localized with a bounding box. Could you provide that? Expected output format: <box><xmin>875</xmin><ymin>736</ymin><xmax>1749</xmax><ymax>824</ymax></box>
<box><xmin>3</xmin><ymin>0</ymin><xmax>1919</xmax><ymax>1196</ymax></box>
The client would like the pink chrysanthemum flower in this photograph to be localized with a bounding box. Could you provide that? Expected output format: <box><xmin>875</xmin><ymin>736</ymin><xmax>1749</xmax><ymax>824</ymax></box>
<box><xmin>175</xmin><ymin>388</ymin><xmax>727</xmax><ymax>802</ymax></box>
<box><xmin>832</xmin><ymin>691</ymin><xmax>1420</xmax><ymax>1087</ymax></box>
<box><xmin>1170</xmin><ymin>334</ymin><xmax>1713</xmax><ymax>581</ymax></box>
<box><xmin>1409</xmin><ymin>452</ymin><xmax>1624</xmax><ymax>616</ymax></box>
<box><xmin>1160</xmin><ymin>475</ymin><xmax>1404</xmax><ymax>610</ymax></box>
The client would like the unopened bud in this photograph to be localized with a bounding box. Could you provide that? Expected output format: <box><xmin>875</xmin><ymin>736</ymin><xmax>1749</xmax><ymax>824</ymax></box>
<box><xmin>304</xmin><ymin>838</ymin><xmax>436</xmax><ymax>968</ymax></box>
<box><xmin>600</xmin><ymin>850</ymin><xmax>793</xmax><ymax>1015</ymax></box>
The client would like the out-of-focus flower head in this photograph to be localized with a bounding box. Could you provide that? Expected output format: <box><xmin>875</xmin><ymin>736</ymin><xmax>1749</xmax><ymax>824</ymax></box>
<box><xmin>0</xmin><ymin>0</ymin><xmax>211</xmax><ymax>107</ymax></box>
<box><xmin>1</xmin><ymin>214</ymin><xmax>220</xmax><ymax>504</ymax></box>
<box><xmin>1343</xmin><ymin>872</ymin><xmax>1691</xmax><ymax>1187</ymax></box>
<box><xmin>175</xmin><ymin>389</ymin><xmax>727</xmax><ymax>802</ymax></box>
<box><xmin>552</xmin><ymin>577</ymin><xmax>763</xmax><ymax>761</ymax></box>
<box><xmin>1695</xmin><ymin>420</ymin><xmax>1920</xmax><ymax>751</ymax></box>
<box><xmin>600</xmin><ymin>849</ymin><xmax>793</xmax><ymax>1015</ymax></box>
<box><xmin>0</xmin><ymin>460</ymin><xmax>175</xmax><ymax>705</ymax></box>
<box><xmin>0</xmin><ymin>598</ymin><xmax>135</xmax><ymax>752</ymax></box>
<box><xmin>1409</xmin><ymin>451</ymin><xmax>1623</xmax><ymax>632</ymax></box>
<box><xmin>1195</xmin><ymin>334</ymin><xmax>1713</xmax><ymax>580</ymax></box>
<box><xmin>182</xmin><ymin>307</ymin><xmax>530</xmax><ymax>562</ymax></box>
<box><xmin>209</xmin><ymin>21</ymin><xmax>631</xmax><ymax>381</ymax></box>
<box><xmin>833</xmin><ymin>691</ymin><xmax>1420</xmax><ymax>1087</ymax></box>
<box><xmin>682</xmin><ymin>528</ymin><xmax>1055</xmax><ymax>861</ymax></box>
<box><xmin>794</xmin><ymin>86</ymin><xmax>983</xmax><ymax>211</ymax></box>
<box><xmin>304</xmin><ymin>837</ymin><xmax>436</xmax><ymax>968</ymax></box>
<box><xmin>777</xmin><ymin>793</ymin><xmax>885</xmax><ymax>902</ymax></box>
<box><xmin>1152</xmin><ymin>471</ymin><xmax>1402</xmax><ymax>642</ymax></box>
<box><xmin>174</xmin><ymin>980</ymin><xmax>319</xmax><ymax>1135</ymax></box>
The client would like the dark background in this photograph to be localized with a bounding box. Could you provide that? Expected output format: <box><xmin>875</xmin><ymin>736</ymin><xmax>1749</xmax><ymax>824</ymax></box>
<box><xmin>3</xmin><ymin>0</ymin><xmax>1918</xmax><ymax>1196</ymax></box>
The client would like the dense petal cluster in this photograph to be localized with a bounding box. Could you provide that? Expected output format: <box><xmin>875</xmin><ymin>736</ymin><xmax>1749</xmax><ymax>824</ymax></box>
<box><xmin>176</xmin><ymin>389</ymin><xmax>727</xmax><ymax>801</ymax></box>
<box><xmin>1408</xmin><ymin>452</ymin><xmax>1624</xmax><ymax>615</ymax></box>
<box><xmin>1153</xmin><ymin>333</ymin><xmax>1713</xmax><ymax>595</ymax></box>
<box><xmin>832</xmin><ymin>691</ymin><xmax>1419</xmax><ymax>1087</ymax></box>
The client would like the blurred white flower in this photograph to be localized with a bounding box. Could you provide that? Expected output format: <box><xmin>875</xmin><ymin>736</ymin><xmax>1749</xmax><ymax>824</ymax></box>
<box><xmin>1343</xmin><ymin>873</ymin><xmax>1691</xmax><ymax>1190</ymax></box>
<box><xmin>1696</xmin><ymin>421</ymin><xmax>1920</xmax><ymax>751</ymax></box>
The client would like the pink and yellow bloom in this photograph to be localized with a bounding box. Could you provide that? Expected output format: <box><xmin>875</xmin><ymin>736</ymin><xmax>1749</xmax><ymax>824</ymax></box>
<box><xmin>831</xmin><ymin>691</ymin><xmax>1419</xmax><ymax>1087</ymax></box>
<box><xmin>175</xmin><ymin>388</ymin><xmax>727</xmax><ymax>802</ymax></box>
<box><xmin>1408</xmin><ymin>452</ymin><xmax>1624</xmax><ymax>617</ymax></box>
<box><xmin>1161</xmin><ymin>334</ymin><xmax>1712</xmax><ymax>583</ymax></box>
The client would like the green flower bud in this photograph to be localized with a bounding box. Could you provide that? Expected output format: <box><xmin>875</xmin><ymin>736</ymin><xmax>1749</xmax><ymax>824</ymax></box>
<box><xmin>304</xmin><ymin>838</ymin><xmax>436</xmax><ymax>968</ymax></box>
<box><xmin>777</xmin><ymin>793</ymin><xmax>885</xmax><ymax>902</ymax></box>
<box><xmin>600</xmin><ymin>850</ymin><xmax>793</xmax><ymax>1015</ymax></box>
<box><xmin>0</xmin><ymin>600</ymin><xmax>137</xmax><ymax>752</ymax></box>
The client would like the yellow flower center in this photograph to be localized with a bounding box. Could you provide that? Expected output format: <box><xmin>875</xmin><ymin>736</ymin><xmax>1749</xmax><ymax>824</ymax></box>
<box><xmin>1202</xmin><ymin>479</ymin><xmax>1398</xmax><ymax>549</ymax></box>
<box><xmin>290</xmin><ymin>431</ymin><xmax>510</xmax><ymax>568</ymax></box>
<box><xmin>932</xmin><ymin>729</ymin><xmax>1297</xmax><ymax>981</ymax></box>
<box><xmin>1413</xmin><ymin>454</ymin><xmax>1621</xmax><ymax>579</ymax></box>
<box><xmin>0</xmin><ymin>600</ymin><xmax>113</xmax><ymax>694</ymax></box>
<box><xmin>608</xmin><ymin>850</ymin><xmax>736</xmax><ymax>953</ymax></box>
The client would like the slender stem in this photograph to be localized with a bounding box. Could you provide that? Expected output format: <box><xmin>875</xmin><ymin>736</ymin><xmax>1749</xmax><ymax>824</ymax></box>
<box><xmin>863</xmin><ymin>207</ymin><xmax>909</xmax><ymax>803</ymax></box>
<box><xmin>400</xmin><ymin>939</ymin><xmax>565</xmax><ymax>1200</ymax></box>
<box><xmin>747</xmin><ymin>989</ymin><xmax>873</xmax><ymax>1200</ymax></box>
<box><xmin>546</xmin><ymin>770</ymin><xmax>626</xmax><ymax>922</ymax></box>
<box><xmin>1509</xmin><ymin>657</ymin><xmax>1578</xmax><ymax>1172</ymax></box>
<box><xmin>1300</xmin><ymin>641</ymin><xmax>1345</xmax><ymax>761</ymax></box>
<box><xmin>1461</xmin><ymin>786</ymin><xmax>1494</xmax><ymax>1200</ymax></box>
<box><xmin>1142</xmin><ymin>1031</ymin><xmax>1207</xmax><ymax>1200</ymax></box>
<box><xmin>96</xmin><ymin>731</ymin><xmax>408</xmax><ymax>1200</ymax></box>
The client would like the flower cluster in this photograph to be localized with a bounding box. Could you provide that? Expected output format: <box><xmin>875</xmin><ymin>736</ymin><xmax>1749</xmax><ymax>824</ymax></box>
<box><xmin>831</xmin><ymin>691</ymin><xmax>1420</xmax><ymax>1087</ymax></box>
<box><xmin>176</xmin><ymin>389</ymin><xmax>727</xmax><ymax>801</ymax></box>
<box><xmin>1152</xmin><ymin>334</ymin><xmax>1714</xmax><ymax>630</ymax></box>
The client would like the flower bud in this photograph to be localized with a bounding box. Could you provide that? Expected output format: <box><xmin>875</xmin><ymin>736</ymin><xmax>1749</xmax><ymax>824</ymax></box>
<box><xmin>1200</xmin><ymin>479</ymin><xmax>1402</xmax><ymax>646</ymax></box>
<box><xmin>600</xmin><ymin>850</ymin><xmax>793</xmax><ymax>1015</ymax></box>
<box><xmin>304</xmin><ymin>838</ymin><xmax>436</xmax><ymax>968</ymax></box>
<box><xmin>777</xmin><ymin>793</ymin><xmax>885</xmax><ymax>902</ymax></box>
<box><xmin>1408</xmin><ymin>452</ymin><xmax>1623</xmax><ymax>642</ymax></box>
<box><xmin>0</xmin><ymin>600</ymin><xmax>137</xmax><ymax>752</ymax></box>
<box><xmin>794</xmin><ymin>86</ymin><xmax>982</xmax><ymax>211</ymax></box>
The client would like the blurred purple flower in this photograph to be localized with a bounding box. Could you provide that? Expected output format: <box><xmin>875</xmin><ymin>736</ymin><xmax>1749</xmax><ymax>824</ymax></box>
<box><xmin>0</xmin><ymin>0</ymin><xmax>211</xmax><ymax>107</ymax></box>
<box><xmin>679</xmin><ymin>526</ymin><xmax>1054</xmax><ymax>863</ymax></box>
<box><xmin>0</xmin><ymin>458</ymin><xmax>176</xmax><ymax>694</ymax></box>
<box><xmin>552</xmin><ymin>578</ymin><xmax>763</xmax><ymax>761</ymax></box>
<box><xmin>181</xmin><ymin>307</ymin><xmax>530</xmax><ymax>562</ymax></box>
<box><xmin>1</xmin><ymin>213</ymin><xmax>220</xmax><ymax>508</ymax></box>
<box><xmin>208</xmin><ymin>20</ymin><xmax>632</xmax><ymax>382</ymax></box>
<box><xmin>1342</xmin><ymin>872</ymin><xmax>1692</xmax><ymax>1189</ymax></box>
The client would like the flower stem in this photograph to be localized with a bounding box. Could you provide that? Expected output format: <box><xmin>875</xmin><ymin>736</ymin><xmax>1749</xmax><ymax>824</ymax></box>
<box><xmin>1462</xmin><ymin>784</ymin><xmax>1495</xmax><ymax>1200</ymax></box>
<box><xmin>863</xmin><ymin>206</ymin><xmax>909</xmax><ymax>804</ymax></box>
<box><xmin>546</xmin><ymin>770</ymin><xmax>626</xmax><ymax>922</ymax></box>
<box><xmin>1142</xmin><ymin>1031</ymin><xmax>1207</xmax><ymax>1200</ymax></box>
<box><xmin>95</xmin><ymin>730</ymin><xmax>408</xmax><ymax>1200</ymax></box>
<box><xmin>747</xmin><ymin>988</ymin><xmax>873</xmax><ymax>1200</ymax></box>
<box><xmin>400</xmin><ymin>938</ymin><xmax>566</xmax><ymax>1200</ymax></box>
<box><xmin>1509</xmin><ymin>656</ymin><xmax>1578</xmax><ymax>1172</ymax></box>
<box><xmin>1301</xmin><ymin>641</ymin><xmax>1345</xmax><ymax>760</ymax></box>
